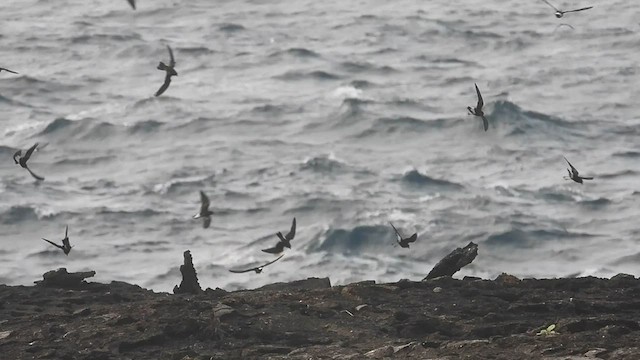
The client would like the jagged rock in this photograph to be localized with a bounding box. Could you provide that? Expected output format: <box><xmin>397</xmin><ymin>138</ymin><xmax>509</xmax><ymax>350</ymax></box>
<box><xmin>34</xmin><ymin>268</ymin><xmax>95</xmax><ymax>289</ymax></box>
<box><xmin>424</xmin><ymin>242</ymin><xmax>478</xmax><ymax>280</ymax></box>
<box><xmin>495</xmin><ymin>273</ymin><xmax>521</xmax><ymax>285</ymax></box>
<box><xmin>173</xmin><ymin>250</ymin><xmax>202</xmax><ymax>295</ymax></box>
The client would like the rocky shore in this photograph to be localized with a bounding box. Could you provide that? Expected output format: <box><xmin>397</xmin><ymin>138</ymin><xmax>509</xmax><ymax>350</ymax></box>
<box><xmin>1</xmin><ymin>269</ymin><xmax>640</xmax><ymax>359</ymax></box>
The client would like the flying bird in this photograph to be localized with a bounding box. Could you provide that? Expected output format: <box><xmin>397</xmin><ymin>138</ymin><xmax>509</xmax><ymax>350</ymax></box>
<box><xmin>42</xmin><ymin>226</ymin><xmax>73</xmax><ymax>255</ymax></box>
<box><xmin>389</xmin><ymin>222</ymin><xmax>418</xmax><ymax>248</ymax></box>
<box><xmin>540</xmin><ymin>0</ymin><xmax>593</xmax><ymax>18</ymax></box>
<box><xmin>0</xmin><ymin>67</ymin><xmax>18</xmax><ymax>74</ymax></box>
<box><xmin>467</xmin><ymin>83</ymin><xmax>489</xmax><ymax>131</ymax></box>
<box><xmin>155</xmin><ymin>45</ymin><xmax>178</xmax><ymax>96</ymax></box>
<box><xmin>229</xmin><ymin>254</ymin><xmax>284</xmax><ymax>274</ymax></box>
<box><xmin>563</xmin><ymin>156</ymin><xmax>593</xmax><ymax>184</ymax></box>
<box><xmin>127</xmin><ymin>0</ymin><xmax>136</xmax><ymax>10</ymax></box>
<box><xmin>13</xmin><ymin>143</ymin><xmax>45</xmax><ymax>181</ymax></box>
<box><xmin>193</xmin><ymin>191</ymin><xmax>213</xmax><ymax>228</ymax></box>
<box><xmin>262</xmin><ymin>217</ymin><xmax>296</xmax><ymax>254</ymax></box>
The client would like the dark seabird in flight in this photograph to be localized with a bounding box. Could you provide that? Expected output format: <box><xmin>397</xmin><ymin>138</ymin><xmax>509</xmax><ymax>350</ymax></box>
<box><xmin>0</xmin><ymin>67</ymin><xmax>18</xmax><ymax>74</ymax></box>
<box><xmin>155</xmin><ymin>45</ymin><xmax>178</xmax><ymax>97</ymax></box>
<box><xmin>127</xmin><ymin>0</ymin><xmax>136</xmax><ymax>10</ymax></box>
<box><xmin>541</xmin><ymin>0</ymin><xmax>593</xmax><ymax>18</ymax></box>
<box><xmin>467</xmin><ymin>83</ymin><xmax>489</xmax><ymax>131</ymax></box>
<box><xmin>262</xmin><ymin>217</ymin><xmax>296</xmax><ymax>254</ymax></box>
<box><xmin>389</xmin><ymin>222</ymin><xmax>417</xmax><ymax>248</ymax></box>
<box><xmin>563</xmin><ymin>156</ymin><xmax>593</xmax><ymax>184</ymax></box>
<box><xmin>229</xmin><ymin>254</ymin><xmax>284</xmax><ymax>274</ymax></box>
<box><xmin>193</xmin><ymin>191</ymin><xmax>213</xmax><ymax>228</ymax></box>
<box><xmin>42</xmin><ymin>226</ymin><xmax>72</xmax><ymax>255</ymax></box>
<box><xmin>13</xmin><ymin>143</ymin><xmax>45</xmax><ymax>181</ymax></box>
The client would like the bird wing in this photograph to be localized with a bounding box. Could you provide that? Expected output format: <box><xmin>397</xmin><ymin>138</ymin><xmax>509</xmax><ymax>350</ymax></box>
<box><xmin>229</xmin><ymin>267</ymin><xmax>254</xmax><ymax>273</ymax></box>
<box><xmin>389</xmin><ymin>222</ymin><xmax>402</xmax><ymax>241</ymax></box>
<box><xmin>563</xmin><ymin>156</ymin><xmax>579</xmax><ymax>176</ymax></box>
<box><xmin>261</xmin><ymin>254</ymin><xmax>284</xmax><ymax>268</ymax></box>
<box><xmin>406</xmin><ymin>233</ymin><xmax>418</xmax><ymax>244</ymax></box>
<box><xmin>42</xmin><ymin>238</ymin><xmax>63</xmax><ymax>250</ymax></box>
<box><xmin>203</xmin><ymin>216</ymin><xmax>211</xmax><ymax>229</ymax></box>
<box><xmin>284</xmin><ymin>217</ymin><xmax>296</xmax><ymax>241</ymax></box>
<box><xmin>540</xmin><ymin>0</ymin><xmax>560</xmax><ymax>12</ymax></box>
<box><xmin>481</xmin><ymin>116</ymin><xmax>488</xmax><ymax>131</ymax></box>
<box><xmin>229</xmin><ymin>255</ymin><xmax>283</xmax><ymax>273</ymax></box>
<box><xmin>26</xmin><ymin>166</ymin><xmax>45</xmax><ymax>181</ymax></box>
<box><xmin>127</xmin><ymin>0</ymin><xmax>136</xmax><ymax>10</ymax></box>
<box><xmin>65</xmin><ymin>225</ymin><xmax>68</xmax><ymax>239</ymax></box>
<box><xmin>0</xmin><ymin>67</ymin><xmax>18</xmax><ymax>74</ymax></box>
<box><xmin>564</xmin><ymin>6</ymin><xmax>593</xmax><ymax>13</ymax></box>
<box><xmin>199</xmin><ymin>191</ymin><xmax>210</xmax><ymax>213</ymax></box>
<box><xmin>262</xmin><ymin>242</ymin><xmax>285</xmax><ymax>254</ymax></box>
<box><xmin>167</xmin><ymin>45</ymin><xmax>176</xmax><ymax>67</ymax></box>
<box><xmin>474</xmin><ymin>83</ymin><xmax>484</xmax><ymax>110</ymax></box>
<box><xmin>22</xmin><ymin>143</ymin><xmax>39</xmax><ymax>162</ymax></box>
<box><xmin>580</xmin><ymin>176</ymin><xmax>594</xmax><ymax>180</ymax></box>
<box><xmin>155</xmin><ymin>73</ymin><xmax>172</xmax><ymax>97</ymax></box>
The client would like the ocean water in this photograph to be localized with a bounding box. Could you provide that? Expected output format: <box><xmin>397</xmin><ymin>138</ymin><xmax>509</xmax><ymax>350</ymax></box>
<box><xmin>1</xmin><ymin>0</ymin><xmax>640</xmax><ymax>292</ymax></box>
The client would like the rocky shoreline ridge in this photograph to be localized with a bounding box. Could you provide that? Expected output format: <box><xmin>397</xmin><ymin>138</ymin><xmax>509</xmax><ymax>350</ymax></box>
<box><xmin>1</xmin><ymin>267</ymin><xmax>640</xmax><ymax>359</ymax></box>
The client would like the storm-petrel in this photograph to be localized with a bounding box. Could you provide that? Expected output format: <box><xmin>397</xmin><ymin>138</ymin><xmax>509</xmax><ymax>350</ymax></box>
<box><xmin>42</xmin><ymin>226</ymin><xmax>72</xmax><ymax>255</ymax></box>
<box><xmin>155</xmin><ymin>45</ymin><xmax>178</xmax><ymax>96</ymax></box>
<box><xmin>127</xmin><ymin>0</ymin><xmax>136</xmax><ymax>10</ymax></box>
<box><xmin>262</xmin><ymin>217</ymin><xmax>296</xmax><ymax>254</ymax></box>
<box><xmin>563</xmin><ymin>156</ymin><xmax>593</xmax><ymax>184</ymax></box>
<box><xmin>389</xmin><ymin>222</ymin><xmax>417</xmax><ymax>248</ymax></box>
<box><xmin>0</xmin><ymin>67</ymin><xmax>18</xmax><ymax>74</ymax></box>
<box><xmin>13</xmin><ymin>143</ymin><xmax>45</xmax><ymax>181</ymax></box>
<box><xmin>467</xmin><ymin>83</ymin><xmax>489</xmax><ymax>131</ymax></box>
<box><xmin>541</xmin><ymin>0</ymin><xmax>593</xmax><ymax>18</ymax></box>
<box><xmin>229</xmin><ymin>254</ymin><xmax>284</xmax><ymax>274</ymax></box>
<box><xmin>193</xmin><ymin>191</ymin><xmax>213</xmax><ymax>228</ymax></box>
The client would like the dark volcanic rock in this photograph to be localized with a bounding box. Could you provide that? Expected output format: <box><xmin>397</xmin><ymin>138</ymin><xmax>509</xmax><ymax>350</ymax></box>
<box><xmin>256</xmin><ymin>277</ymin><xmax>331</xmax><ymax>291</ymax></box>
<box><xmin>424</xmin><ymin>241</ymin><xmax>478</xmax><ymax>280</ymax></box>
<box><xmin>173</xmin><ymin>250</ymin><xmax>202</xmax><ymax>295</ymax></box>
<box><xmin>35</xmin><ymin>268</ymin><xmax>96</xmax><ymax>289</ymax></box>
<box><xmin>1</xmin><ymin>276</ymin><xmax>640</xmax><ymax>359</ymax></box>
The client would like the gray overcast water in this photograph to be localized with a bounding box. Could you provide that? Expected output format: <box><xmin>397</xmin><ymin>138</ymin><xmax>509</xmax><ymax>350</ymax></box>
<box><xmin>1</xmin><ymin>0</ymin><xmax>639</xmax><ymax>291</ymax></box>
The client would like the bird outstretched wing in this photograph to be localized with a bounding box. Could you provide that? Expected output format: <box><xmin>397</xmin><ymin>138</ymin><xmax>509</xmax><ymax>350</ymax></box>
<box><xmin>262</xmin><ymin>241</ymin><xmax>285</xmax><ymax>254</ymax></box>
<box><xmin>284</xmin><ymin>217</ymin><xmax>296</xmax><ymax>241</ymax></box>
<box><xmin>42</xmin><ymin>238</ymin><xmax>63</xmax><ymax>250</ymax></box>
<box><xmin>23</xmin><ymin>143</ymin><xmax>39</xmax><ymax>162</ymax></box>
<box><xmin>26</xmin><ymin>167</ymin><xmax>45</xmax><ymax>181</ymax></box>
<box><xmin>540</xmin><ymin>0</ymin><xmax>560</xmax><ymax>12</ymax></box>
<box><xmin>155</xmin><ymin>73</ymin><xmax>172</xmax><ymax>96</ymax></box>
<box><xmin>474</xmin><ymin>83</ymin><xmax>484</xmax><ymax>110</ymax></box>
<box><xmin>564</xmin><ymin>6</ymin><xmax>593</xmax><ymax>14</ymax></box>
<box><xmin>167</xmin><ymin>45</ymin><xmax>176</xmax><ymax>68</ymax></box>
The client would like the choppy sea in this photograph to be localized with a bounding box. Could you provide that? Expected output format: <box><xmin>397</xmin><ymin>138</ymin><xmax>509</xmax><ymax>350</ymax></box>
<box><xmin>1</xmin><ymin>0</ymin><xmax>640</xmax><ymax>292</ymax></box>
